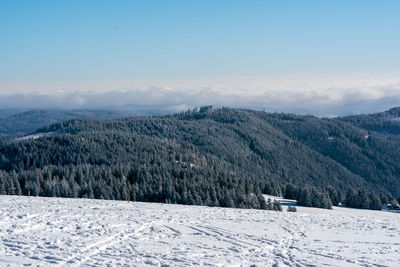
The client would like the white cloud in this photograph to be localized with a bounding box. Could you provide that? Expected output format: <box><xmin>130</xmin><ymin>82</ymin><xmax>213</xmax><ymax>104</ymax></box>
<box><xmin>1</xmin><ymin>72</ymin><xmax>400</xmax><ymax>116</ymax></box>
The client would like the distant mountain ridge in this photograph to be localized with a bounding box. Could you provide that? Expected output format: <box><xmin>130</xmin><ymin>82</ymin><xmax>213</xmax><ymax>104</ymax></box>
<box><xmin>2</xmin><ymin>106</ymin><xmax>400</xmax><ymax>137</ymax></box>
<box><xmin>339</xmin><ymin>107</ymin><xmax>400</xmax><ymax>135</ymax></box>
<box><xmin>0</xmin><ymin>108</ymin><xmax>171</xmax><ymax>136</ymax></box>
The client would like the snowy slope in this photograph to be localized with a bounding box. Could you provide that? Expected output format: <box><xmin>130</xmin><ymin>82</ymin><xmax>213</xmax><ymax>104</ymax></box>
<box><xmin>0</xmin><ymin>196</ymin><xmax>399</xmax><ymax>266</ymax></box>
<box><xmin>14</xmin><ymin>131</ymin><xmax>58</xmax><ymax>141</ymax></box>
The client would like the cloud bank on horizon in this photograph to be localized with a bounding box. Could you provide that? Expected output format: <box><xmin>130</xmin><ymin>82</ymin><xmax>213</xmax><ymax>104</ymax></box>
<box><xmin>1</xmin><ymin>1</ymin><xmax>400</xmax><ymax>116</ymax></box>
<box><xmin>1</xmin><ymin>73</ymin><xmax>400</xmax><ymax>116</ymax></box>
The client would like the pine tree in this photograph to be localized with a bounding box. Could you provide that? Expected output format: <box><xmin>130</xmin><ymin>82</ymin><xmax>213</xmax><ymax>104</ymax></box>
<box><xmin>266</xmin><ymin>198</ymin><xmax>273</xmax><ymax>210</ymax></box>
<box><xmin>257</xmin><ymin>193</ymin><xmax>267</xmax><ymax>210</ymax></box>
<box><xmin>369</xmin><ymin>192</ymin><xmax>382</xmax><ymax>210</ymax></box>
<box><xmin>321</xmin><ymin>192</ymin><xmax>333</xmax><ymax>209</ymax></box>
<box><xmin>273</xmin><ymin>200</ymin><xmax>282</xmax><ymax>211</ymax></box>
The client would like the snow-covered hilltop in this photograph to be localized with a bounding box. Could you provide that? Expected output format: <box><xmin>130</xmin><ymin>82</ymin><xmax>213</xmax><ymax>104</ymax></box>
<box><xmin>0</xmin><ymin>195</ymin><xmax>399</xmax><ymax>266</ymax></box>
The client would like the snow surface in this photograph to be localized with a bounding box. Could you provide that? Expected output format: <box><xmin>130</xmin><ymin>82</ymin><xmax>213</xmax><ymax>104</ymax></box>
<box><xmin>0</xmin><ymin>195</ymin><xmax>399</xmax><ymax>266</ymax></box>
<box><xmin>14</xmin><ymin>131</ymin><xmax>58</xmax><ymax>141</ymax></box>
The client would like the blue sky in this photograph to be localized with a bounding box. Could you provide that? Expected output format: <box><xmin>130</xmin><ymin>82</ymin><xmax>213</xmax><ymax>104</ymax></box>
<box><xmin>0</xmin><ymin>0</ymin><xmax>400</xmax><ymax>114</ymax></box>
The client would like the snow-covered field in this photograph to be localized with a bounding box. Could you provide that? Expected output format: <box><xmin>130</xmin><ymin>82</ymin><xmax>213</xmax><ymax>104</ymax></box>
<box><xmin>0</xmin><ymin>196</ymin><xmax>399</xmax><ymax>266</ymax></box>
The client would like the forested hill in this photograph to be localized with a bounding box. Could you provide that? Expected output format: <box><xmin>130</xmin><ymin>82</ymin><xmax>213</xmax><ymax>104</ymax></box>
<box><xmin>0</xmin><ymin>107</ymin><xmax>399</xmax><ymax>210</ymax></box>
<box><xmin>339</xmin><ymin>107</ymin><xmax>400</xmax><ymax>135</ymax></box>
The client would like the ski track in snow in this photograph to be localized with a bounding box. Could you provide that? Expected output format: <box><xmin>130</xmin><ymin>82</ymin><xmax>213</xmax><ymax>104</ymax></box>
<box><xmin>0</xmin><ymin>196</ymin><xmax>399</xmax><ymax>266</ymax></box>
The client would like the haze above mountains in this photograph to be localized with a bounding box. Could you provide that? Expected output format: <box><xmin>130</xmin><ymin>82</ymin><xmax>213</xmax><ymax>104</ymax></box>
<box><xmin>2</xmin><ymin>1</ymin><xmax>400</xmax><ymax>119</ymax></box>
<box><xmin>2</xmin><ymin>73</ymin><xmax>400</xmax><ymax>118</ymax></box>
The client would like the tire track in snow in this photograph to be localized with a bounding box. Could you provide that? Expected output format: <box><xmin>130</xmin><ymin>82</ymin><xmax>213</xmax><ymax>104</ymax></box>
<box><xmin>61</xmin><ymin>222</ymin><xmax>152</xmax><ymax>266</ymax></box>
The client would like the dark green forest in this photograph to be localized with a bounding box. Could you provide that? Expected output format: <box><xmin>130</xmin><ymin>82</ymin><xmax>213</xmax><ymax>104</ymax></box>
<box><xmin>0</xmin><ymin>108</ymin><xmax>170</xmax><ymax>136</ymax></box>
<box><xmin>0</xmin><ymin>106</ymin><xmax>399</xmax><ymax>210</ymax></box>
